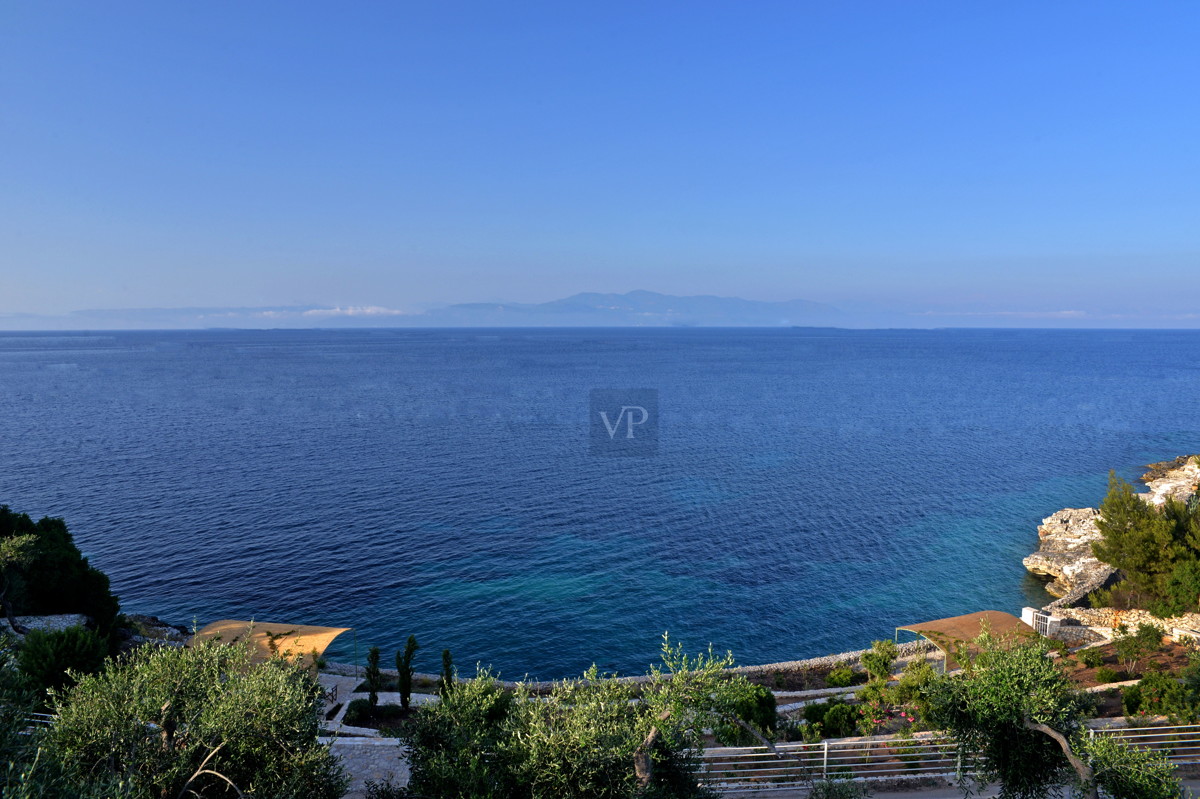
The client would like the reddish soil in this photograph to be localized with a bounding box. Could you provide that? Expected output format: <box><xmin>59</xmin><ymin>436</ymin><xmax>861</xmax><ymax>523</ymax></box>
<box><xmin>1060</xmin><ymin>640</ymin><xmax>1193</xmax><ymax>690</ymax></box>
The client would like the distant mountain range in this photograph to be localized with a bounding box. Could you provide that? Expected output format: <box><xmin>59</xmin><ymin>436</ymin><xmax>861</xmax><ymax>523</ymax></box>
<box><xmin>419</xmin><ymin>290</ymin><xmax>843</xmax><ymax>327</ymax></box>
<box><xmin>0</xmin><ymin>291</ymin><xmax>846</xmax><ymax>330</ymax></box>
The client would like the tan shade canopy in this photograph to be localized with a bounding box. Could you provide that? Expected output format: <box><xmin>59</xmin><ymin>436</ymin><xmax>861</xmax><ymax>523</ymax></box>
<box><xmin>896</xmin><ymin>610</ymin><xmax>1037</xmax><ymax>669</ymax></box>
<box><xmin>190</xmin><ymin>620</ymin><xmax>351</xmax><ymax>669</ymax></box>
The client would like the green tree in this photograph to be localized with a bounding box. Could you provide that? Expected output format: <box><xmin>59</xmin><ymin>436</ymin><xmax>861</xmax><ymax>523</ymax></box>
<box><xmin>439</xmin><ymin>648</ymin><xmax>454</xmax><ymax>696</ymax></box>
<box><xmin>0</xmin><ymin>533</ymin><xmax>37</xmax><ymax>633</ymax></box>
<box><xmin>365</xmin><ymin>645</ymin><xmax>383</xmax><ymax>707</ymax></box>
<box><xmin>860</xmin><ymin>639</ymin><xmax>899</xmax><ymax>682</ymax></box>
<box><xmin>0</xmin><ymin>507</ymin><xmax>119</xmax><ymax>633</ymax></box>
<box><xmin>926</xmin><ymin>630</ymin><xmax>1178</xmax><ymax>799</ymax></box>
<box><xmin>1091</xmin><ymin>474</ymin><xmax>1183</xmax><ymax>601</ymax></box>
<box><xmin>397</xmin><ymin>634</ymin><xmax>419</xmax><ymax>711</ymax></box>
<box><xmin>41</xmin><ymin>639</ymin><xmax>346</xmax><ymax>798</ymax></box>
<box><xmin>926</xmin><ymin>630</ymin><xmax>1090</xmax><ymax>799</ymax></box>
<box><xmin>1112</xmin><ymin>623</ymin><xmax>1162</xmax><ymax>675</ymax></box>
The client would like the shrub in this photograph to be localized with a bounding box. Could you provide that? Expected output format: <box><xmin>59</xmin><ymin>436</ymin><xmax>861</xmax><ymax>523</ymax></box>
<box><xmin>715</xmin><ymin>682</ymin><xmax>776</xmax><ymax>745</ymax></box>
<box><xmin>825</xmin><ymin>666</ymin><xmax>855</xmax><ymax>687</ymax></box>
<box><xmin>1077</xmin><ymin>648</ymin><xmax>1104</xmax><ymax>668</ymax></box>
<box><xmin>809</xmin><ymin>778</ymin><xmax>872</xmax><ymax>798</ymax></box>
<box><xmin>821</xmin><ymin>702</ymin><xmax>858</xmax><ymax>739</ymax></box>
<box><xmin>344</xmin><ymin>697</ymin><xmax>374</xmax><ymax>725</ymax></box>
<box><xmin>1122</xmin><ymin>671</ymin><xmax>1194</xmax><ymax>720</ymax></box>
<box><xmin>860</xmin><ymin>640</ymin><xmax>898</xmax><ymax>682</ymax></box>
<box><xmin>42</xmin><ymin>640</ymin><xmax>346</xmax><ymax>799</ymax></box>
<box><xmin>17</xmin><ymin>626</ymin><xmax>107</xmax><ymax>699</ymax></box>
<box><xmin>1096</xmin><ymin>666</ymin><xmax>1122</xmax><ymax>684</ymax></box>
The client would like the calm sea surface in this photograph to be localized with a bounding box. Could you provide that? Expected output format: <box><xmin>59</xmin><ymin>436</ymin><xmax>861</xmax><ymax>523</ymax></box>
<box><xmin>1</xmin><ymin>328</ymin><xmax>1198</xmax><ymax>678</ymax></box>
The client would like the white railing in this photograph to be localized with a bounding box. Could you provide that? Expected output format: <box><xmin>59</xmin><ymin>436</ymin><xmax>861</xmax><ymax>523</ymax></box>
<box><xmin>701</xmin><ymin>723</ymin><xmax>1200</xmax><ymax>793</ymax></box>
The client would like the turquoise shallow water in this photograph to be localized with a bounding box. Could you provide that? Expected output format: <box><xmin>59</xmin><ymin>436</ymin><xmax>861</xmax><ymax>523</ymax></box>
<box><xmin>0</xmin><ymin>327</ymin><xmax>1197</xmax><ymax>678</ymax></box>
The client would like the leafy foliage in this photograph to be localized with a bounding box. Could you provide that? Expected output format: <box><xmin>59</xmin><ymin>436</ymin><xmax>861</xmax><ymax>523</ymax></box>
<box><xmin>0</xmin><ymin>634</ymin><xmax>38</xmax><ymax>770</ymax></box>
<box><xmin>42</xmin><ymin>639</ymin><xmax>346</xmax><ymax>798</ymax></box>
<box><xmin>925</xmin><ymin>631</ymin><xmax>1088</xmax><ymax>799</ymax></box>
<box><xmin>1077</xmin><ymin>732</ymin><xmax>1181</xmax><ymax>799</ymax></box>
<box><xmin>803</xmin><ymin>699</ymin><xmax>857</xmax><ymax>739</ymax></box>
<box><xmin>401</xmin><ymin>635</ymin><xmax>767</xmax><ymax>798</ymax></box>
<box><xmin>17</xmin><ymin>626</ymin><xmax>107</xmax><ymax>699</ymax></box>
<box><xmin>1121</xmin><ymin>670</ymin><xmax>1193</xmax><ymax>720</ymax></box>
<box><xmin>1076</xmin><ymin>648</ymin><xmax>1104</xmax><ymax>668</ymax></box>
<box><xmin>825</xmin><ymin>666</ymin><xmax>855</xmax><ymax>687</ymax></box>
<box><xmin>0</xmin><ymin>507</ymin><xmax>119</xmax><ymax>632</ymax></box>
<box><xmin>926</xmin><ymin>628</ymin><xmax>1182</xmax><ymax>799</ymax></box>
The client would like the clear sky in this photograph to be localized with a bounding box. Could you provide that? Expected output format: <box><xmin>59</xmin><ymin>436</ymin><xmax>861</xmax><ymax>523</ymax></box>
<box><xmin>2</xmin><ymin>2</ymin><xmax>1198</xmax><ymax>326</ymax></box>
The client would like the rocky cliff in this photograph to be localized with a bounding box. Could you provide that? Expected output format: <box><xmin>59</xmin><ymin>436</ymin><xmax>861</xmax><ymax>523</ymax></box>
<box><xmin>1023</xmin><ymin>456</ymin><xmax>1200</xmax><ymax>606</ymax></box>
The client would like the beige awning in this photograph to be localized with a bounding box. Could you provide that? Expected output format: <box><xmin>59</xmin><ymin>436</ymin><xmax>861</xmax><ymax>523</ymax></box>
<box><xmin>190</xmin><ymin>619</ymin><xmax>350</xmax><ymax>670</ymax></box>
<box><xmin>896</xmin><ymin>610</ymin><xmax>1037</xmax><ymax>669</ymax></box>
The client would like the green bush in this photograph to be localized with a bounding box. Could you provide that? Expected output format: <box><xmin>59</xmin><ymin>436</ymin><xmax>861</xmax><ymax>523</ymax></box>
<box><xmin>1122</xmin><ymin>671</ymin><xmax>1194</xmax><ymax>720</ymax></box>
<box><xmin>0</xmin><ymin>507</ymin><xmax>119</xmax><ymax>632</ymax></box>
<box><xmin>825</xmin><ymin>666</ymin><xmax>855</xmax><ymax>687</ymax></box>
<box><xmin>822</xmin><ymin>703</ymin><xmax>858</xmax><ymax>739</ymax></box>
<box><xmin>1077</xmin><ymin>648</ymin><xmax>1104</xmax><ymax>668</ymax></box>
<box><xmin>42</xmin><ymin>640</ymin><xmax>346</xmax><ymax>799</ymax></box>
<box><xmin>344</xmin><ymin>697</ymin><xmax>374</xmax><ymax>725</ymax></box>
<box><xmin>860</xmin><ymin>640</ymin><xmax>898</xmax><ymax>682</ymax></box>
<box><xmin>17</xmin><ymin>626</ymin><xmax>107</xmax><ymax>699</ymax></box>
<box><xmin>1095</xmin><ymin>666</ymin><xmax>1122</xmax><ymax>684</ymax></box>
<box><xmin>715</xmin><ymin>682</ymin><xmax>777</xmax><ymax>745</ymax></box>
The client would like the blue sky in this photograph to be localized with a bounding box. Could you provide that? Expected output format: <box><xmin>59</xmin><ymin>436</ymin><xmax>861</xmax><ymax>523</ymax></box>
<box><xmin>2</xmin><ymin>2</ymin><xmax>1198</xmax><ymax>327</ymax></box>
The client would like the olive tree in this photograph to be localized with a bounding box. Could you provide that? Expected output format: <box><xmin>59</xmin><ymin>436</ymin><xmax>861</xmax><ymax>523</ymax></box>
<box><xmin>401</xmin><ymin>634</ymin><xmax>771</xmax><ymax>798</ymax></box>
<box><xmin>926</xmin><ymin>630</ymin><xmax>1180</xmax><ymax>799</ymax></box>
<box><xmin>40</xmin><ymin>640</ymin><xmax>346</xmax><ymax>799</ymax></box>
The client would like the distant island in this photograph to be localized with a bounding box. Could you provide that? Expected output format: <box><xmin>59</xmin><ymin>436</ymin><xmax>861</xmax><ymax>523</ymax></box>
<box><xmin>0</xmin><ymin>290</ymin><xmax>845</xmax><ymax>330</ymax></box>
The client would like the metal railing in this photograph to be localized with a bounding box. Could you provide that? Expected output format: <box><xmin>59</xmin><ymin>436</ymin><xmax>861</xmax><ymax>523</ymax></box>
<box><xmin>701</xmin><ymin>723</ymin><xmax>1200</xmax><ymax>793</ymax></box>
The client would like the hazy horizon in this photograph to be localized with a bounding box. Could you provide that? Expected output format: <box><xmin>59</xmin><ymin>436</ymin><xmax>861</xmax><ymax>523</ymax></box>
<box><xmin>2</xmin><ymin>2</ymin><xmax>1198</xmax><ymax>327</ymax></box>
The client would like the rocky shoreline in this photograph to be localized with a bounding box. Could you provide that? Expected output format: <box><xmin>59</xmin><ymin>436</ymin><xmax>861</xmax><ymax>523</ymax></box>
<box><xmin>1023</xmin><ymin>456</ymin><xmax>1200</xmax><ymax>609</ymax></box>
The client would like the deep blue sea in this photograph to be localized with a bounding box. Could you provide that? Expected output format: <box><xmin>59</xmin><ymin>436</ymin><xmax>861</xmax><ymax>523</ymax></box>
<box><xmin>1</xmin><ymin>328</ymin><xmax>1198</xmax><ymax>678</ymax></box>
